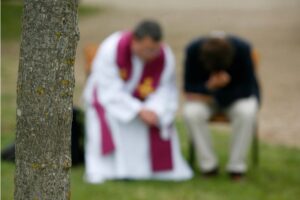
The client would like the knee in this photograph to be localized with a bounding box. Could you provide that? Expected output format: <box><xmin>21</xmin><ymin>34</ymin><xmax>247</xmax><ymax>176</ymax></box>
<box><xmin>231</xmin><ymin>99</ymin><xmax>258</xmax><ymax>120</ymax></box>
<box><xmin>183</xmin><ymin>102</ymin><xmax>211</xmax><ymax>123</ymax></box>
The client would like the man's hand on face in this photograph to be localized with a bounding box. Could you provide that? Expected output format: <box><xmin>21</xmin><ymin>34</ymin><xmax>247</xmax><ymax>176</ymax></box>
<box><xmin>139</xmin><ymin>109</ymin><xmax>158</xmax><ymax>127</ymax></box>
<box><xmin>206</xmin><ymin>71</ymin><xmax>231</xmax><ymax>90</ymax></box>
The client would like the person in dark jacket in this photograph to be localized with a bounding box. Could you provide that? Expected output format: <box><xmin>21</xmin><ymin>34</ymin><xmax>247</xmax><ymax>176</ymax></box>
<box><xmin>183</xmin><ymin>31</ymin><xmax>260</xmax><ymax>180</ymax></box>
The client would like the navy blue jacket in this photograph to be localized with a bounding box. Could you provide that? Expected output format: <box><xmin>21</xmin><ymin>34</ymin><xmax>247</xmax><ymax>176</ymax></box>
<box><xmin>184</xmin><ymin>36</ymin><xmax>261</xmax><ymax>108</ymax></box>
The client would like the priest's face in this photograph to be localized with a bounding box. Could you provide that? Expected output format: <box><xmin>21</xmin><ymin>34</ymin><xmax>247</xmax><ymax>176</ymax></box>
<box><xmin>131</xmin><ymin>36</ymin><xmax>161</xmax><ymax>62</ymax></box>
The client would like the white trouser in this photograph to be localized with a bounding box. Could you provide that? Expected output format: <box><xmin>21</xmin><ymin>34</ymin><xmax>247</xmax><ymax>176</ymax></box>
<box><xmin>183</xmin><ymin>96</ymin><xmax>258</xmax><ymax>173</ymax></box>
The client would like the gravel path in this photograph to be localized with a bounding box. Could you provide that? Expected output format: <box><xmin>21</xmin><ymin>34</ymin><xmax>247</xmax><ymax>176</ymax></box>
<box><xmin>75</xmin><ymin>0</ymin><xmax>300</xmax><ymax>147</ymax></box>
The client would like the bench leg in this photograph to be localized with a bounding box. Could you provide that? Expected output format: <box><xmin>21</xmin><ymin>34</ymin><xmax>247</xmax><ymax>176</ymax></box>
<box><xmin>188</xmin><ymin>140</ymin><xmax>196</xmax><ymax>170</ymax></box>
<box><xmin>252</xmin><ymin>123</ymin><xmax>259</xmax><ymax>167</ymax></box>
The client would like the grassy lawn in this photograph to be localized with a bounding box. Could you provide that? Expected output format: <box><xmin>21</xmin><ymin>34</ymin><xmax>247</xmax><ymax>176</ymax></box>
<box><xmin>1</xmin><ymin>1</ymin><xmax>300</xmax><ymax>200</ymax></box>
<box><xmin>1</xmin><ymin>2</ymin><xmax>103</xmax><ymax>41</ymax></box>
<box><xmin>2</xmin><ymin>125</ymin><xmax>300</xmax><ymax>200</ymax></box>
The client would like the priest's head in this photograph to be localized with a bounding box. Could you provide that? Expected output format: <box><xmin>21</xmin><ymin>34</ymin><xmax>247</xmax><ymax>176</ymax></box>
<box><xmin>132</xmin><ymin>20</ymin><xmax>163</xmax><ymax>62</ymax></box>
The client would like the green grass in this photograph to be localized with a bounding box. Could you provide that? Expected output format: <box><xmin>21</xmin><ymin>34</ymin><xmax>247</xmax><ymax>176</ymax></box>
<box><xmin>1</xmin><ymin>2</ymin><xmax>104</xmax><ymax>41</ymax></box>
<box><xmin>2</xmin><ymin>123</ymin><xmax>300</xmax><ymax>200</ymax></box>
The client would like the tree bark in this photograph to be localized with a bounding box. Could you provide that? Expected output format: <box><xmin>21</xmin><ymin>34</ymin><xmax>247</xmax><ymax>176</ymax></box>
<box><xmin>15</xmin><ymin>0</ymin><xmax>79</xmax><ymax>199</ymax></box>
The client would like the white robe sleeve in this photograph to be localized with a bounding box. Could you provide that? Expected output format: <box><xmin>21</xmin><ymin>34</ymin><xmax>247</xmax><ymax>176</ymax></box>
<box><xmin>84</xmin><ymin>33</ymin><xmax>142</xmax><ymax>123</ymax></box>
<box><xmin>143</xmin><ymin>45</ymin><xmax>178</xmax><ymax>139</ymax></box>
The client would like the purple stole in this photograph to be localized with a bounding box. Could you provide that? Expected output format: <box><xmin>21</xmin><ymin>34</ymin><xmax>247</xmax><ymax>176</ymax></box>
<box><xmin>92</xmin><ymin>89</ymin><xmax>115</xmax><ymax>155</ymax></box>
<box><xmin>93</xmin><ymin>31</ymin><xmax>173</xmax><ymax>172</ymax></box>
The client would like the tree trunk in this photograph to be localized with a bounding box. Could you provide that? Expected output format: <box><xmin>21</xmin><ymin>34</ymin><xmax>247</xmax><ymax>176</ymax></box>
<box><xmin>15</xmin><ymin>0</ymin><xmax>79</xmax><ymax>199</ymax></box>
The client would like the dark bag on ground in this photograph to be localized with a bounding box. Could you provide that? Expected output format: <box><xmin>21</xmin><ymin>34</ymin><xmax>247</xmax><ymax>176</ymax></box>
<box><xmin>1</xmin><ymin>107</ymin><xmax>85</xmax><ymax>166</ymax></box>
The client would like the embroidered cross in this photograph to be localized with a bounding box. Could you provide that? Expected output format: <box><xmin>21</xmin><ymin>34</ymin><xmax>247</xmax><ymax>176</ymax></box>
<box><xmin>137</xmin><ymin>77</ymin><xmax>154</xmax><ymax>98</ymax></box>
<box><xmin>119</xmin><ymin>68</ymin><xmax>127</xmax><ymax>80</ymax></box>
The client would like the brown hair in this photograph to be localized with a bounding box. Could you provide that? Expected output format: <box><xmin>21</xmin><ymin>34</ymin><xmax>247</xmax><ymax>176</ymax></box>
<box><xmin>200</xmin><ymin>37</ymin><xmax>234</xmax><ymax>72</ymax></box>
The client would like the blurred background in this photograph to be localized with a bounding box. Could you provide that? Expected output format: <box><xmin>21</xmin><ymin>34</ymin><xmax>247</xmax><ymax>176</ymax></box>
<box><xmin>2</xmin><ymin>0</ymin><xmax>300</xmax><ymax>199</ymax></box>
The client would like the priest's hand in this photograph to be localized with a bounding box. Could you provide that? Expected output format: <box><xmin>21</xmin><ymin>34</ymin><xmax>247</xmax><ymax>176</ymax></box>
<box><xmin>139</xmin><ymin>109</ymin><xmax>158</xmax><ymax>126</ymax></box>
<box><xmin>206</xmin><ymin>71</ymin><xmax>231</xmax><ymax>90</ymax></box>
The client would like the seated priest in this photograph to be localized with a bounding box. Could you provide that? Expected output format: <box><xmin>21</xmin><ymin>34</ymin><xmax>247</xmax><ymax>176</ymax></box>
<box><xmin>83</xmin><ymin>20</ymin><xmax>193</xmax><ymax>183</ymax></box>
<box><xmin>183</xmin><ymin>31</ymin><xmax>260</xmax><ymax>180</ymax></box>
